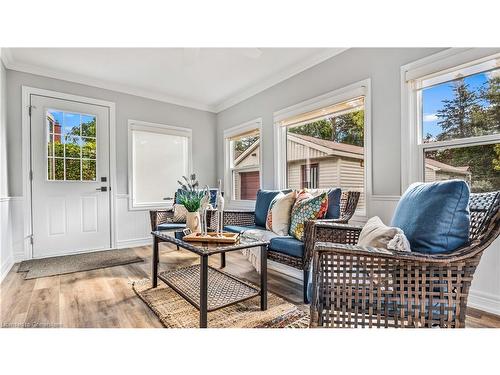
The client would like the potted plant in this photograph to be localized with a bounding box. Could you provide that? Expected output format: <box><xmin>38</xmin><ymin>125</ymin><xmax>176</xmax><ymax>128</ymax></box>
<box><xmin>177</xmin><ymin>174</ymin><xmax>205</xmax><ymax>233</ymax></box>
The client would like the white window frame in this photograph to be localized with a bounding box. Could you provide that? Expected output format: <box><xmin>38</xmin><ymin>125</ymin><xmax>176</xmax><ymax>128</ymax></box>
<box><xmin>223</xmin><ymin>118</ymin><xmax>263</xmax><ymax>210</ymax></box>
<box><xmin>127</xmin><ymin>119</ymin><xmax>192</xmax><ymax>211</ymax></box>
<box><xmin>401</xmin><ymin>48</ymin><xmax>500</xmax><ymax>191</ymax></box>
<box><xmin>273</xmin><ymin>79</ymin><xmax>372</xmax><ymax>219</ymax></box>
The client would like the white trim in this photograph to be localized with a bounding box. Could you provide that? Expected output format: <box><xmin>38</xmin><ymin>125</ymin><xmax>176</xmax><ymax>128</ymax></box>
<box><xmin>4</xmin><ymin>48</ymin><xmax>348</xmax><ymax>114</ymax></box>
<box><xmin>0</xmin><ymin>196</ymin><xmax>23</xmax><ymax>202</ymax></box>
<box><xmin>116</xmin><ymin>237</ymin><xmax>152</xmax><ymax>249</ymax></box>
<box><xmin>22</xmin><ymin>86</ymin><xmax>117</xmax><ymax>259</ymax></box>
<box><xmin>273</xmin><ymin>79</ymin><xmax>372</xmax><ymax>217</ymax></box>
<box><xmin>268</xmin><ymin>260</ymin><xmax>303</xmax><ymax>281</ymax></box>
<box><xmin>0</xmin><ymin>255</ymin><xmax>14</xmax><ymax>284</ymax></box>
<box><xmin>214</xmin><ymin>48</ymin><xmax>347</xmax><ymax>112</ymax></box>
<box><xmin>371</xmin><ymin>195</ymin><xmax>400</xmax><ymax>202</ymax></box>
<box><xmin>127</xmin><ymin>119</ymin><xmax>193</xmax><ymax>211</ymax></box>
<box><xmin>468</xmin><ymin>290</ymin><xmax>500</xmax><ymax>316</ymax></box>
<box><xmin>400</xmin><ymin>48</ymin><xmax>500</xmax><ymax>191</ymax></box>
<box><xmin>5</xmin><ymin>53</ymin><xmax>213</xmax><ymax>113</ymax></box>
<box><xmin>223</xmin><ymin>118</ymin><xmax>263</xmax><ymax>210</ymax></box>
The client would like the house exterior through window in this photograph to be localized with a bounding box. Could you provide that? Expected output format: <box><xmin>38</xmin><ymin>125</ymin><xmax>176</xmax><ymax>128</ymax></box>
<box><xmin>301</xmin><ymin>163</ymin><xmax>318</xmax><ymax>189</ymax></box>
<box><xmin>224</xmin><ymin>119</ymin><xmax>262</xmax><ymax>205</ymax></box>
<box><xmin>275</xmin><ymin>94</ymin><xmax>368</xmax><ymax>214</ymax></box>
<box><xmin>403</xmin><ymin>50</ymin><xmax>500</xmax><ymax>193</ymax></box>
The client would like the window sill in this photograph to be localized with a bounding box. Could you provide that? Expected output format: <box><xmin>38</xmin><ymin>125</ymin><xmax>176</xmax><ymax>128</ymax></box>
<box><xmin>225</xmin><ymin>199</ymin><xmax>256</xmax><ymax>211</ymax></box>
<box><xmin>128</xmin><ymin>202</ymin><xmax>173</xmax><ymax>212</ymax></box>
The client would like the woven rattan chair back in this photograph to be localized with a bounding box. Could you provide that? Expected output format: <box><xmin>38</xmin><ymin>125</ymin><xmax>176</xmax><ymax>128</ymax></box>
<box><xmin>311</xmin><ymin>191</ymin><xmax>500</xmax><ymax>328</ymax></box>
<box><xmin>469</xmin><ymin>191</ymin><xmax>500</xmax><ymax>242</ymax></box>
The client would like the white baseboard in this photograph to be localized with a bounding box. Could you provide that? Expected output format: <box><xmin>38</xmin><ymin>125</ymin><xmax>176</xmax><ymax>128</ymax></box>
<box><xmin>0</xmin><ymin>255</ymin><xmax>14</xmax><ymax>284</ymax></box>
<box><xmin>116</xmin><ymin>237</ymin><xmax>152</xmax><ymax>249</ymax></box>
<box><xmin>268</xmin><ymin>260</ymin><xmax>303</xmax><ymax>280</ymax></box>
<box><xmin>468</xmin><ymin>290</ymin><xmax>500</xmax><ymax>316</ymax></box>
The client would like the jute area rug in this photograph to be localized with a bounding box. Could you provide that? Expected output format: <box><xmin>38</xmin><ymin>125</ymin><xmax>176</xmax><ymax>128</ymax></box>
<box><xmin>132</xmin><ymin>278</ymin><xmax>309</xmax><ymax>328</ymax></box>
<box><xmin>18</xmin><ymin>248</ymin><xmax>144</xmax><ymax>279</ymax></box>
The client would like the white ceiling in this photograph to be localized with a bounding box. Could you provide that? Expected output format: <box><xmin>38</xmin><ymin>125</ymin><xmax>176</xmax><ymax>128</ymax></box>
<box><xmin>2</xmin><ymin>48</ymin><xmax>345</xmax><ymax>112</ymax></box>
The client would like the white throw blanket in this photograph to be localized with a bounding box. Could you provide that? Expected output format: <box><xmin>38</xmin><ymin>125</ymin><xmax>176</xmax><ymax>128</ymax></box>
<box><xmin>240</xmin><ymin>229</ymin><xmax>279</xmax><ymax>273</ymax></box>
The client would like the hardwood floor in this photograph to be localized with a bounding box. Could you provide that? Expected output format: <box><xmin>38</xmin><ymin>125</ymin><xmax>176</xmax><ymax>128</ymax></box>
<box><xmin>1</xmin><ymin>243</ymin><xmax>499</xmax><ymax>328</ymax></box>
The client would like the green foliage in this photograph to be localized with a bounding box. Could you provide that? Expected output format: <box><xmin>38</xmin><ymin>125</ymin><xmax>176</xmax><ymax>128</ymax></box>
<box><xmin>234</xmin><ymin>136</ymin><xmax>259</xmax><ymax>158</ymax></box>
<box><xmin>288</xmin><ymin>110</ymin><xmax>364</xmax><ymax>146</ymax></box>
<box><xmin>176</xmin><ymin>174</ymin><xmax>205</xmax><ymax>212</ymax></box>
<box><xmin>48</xmin><ymin>134</ymin><xmax>96</xmax><ymax>181</ymax></box>
<box><xmin>432</xmin><ymin>73</ymin><xmax>500</xmax><ymax>192</ymax></box>
<box><xmin>436</xmin><ymin>80</ymin><xmax>483</xmax><ymax>140</ymax></box>
<box><xmin>177</xmin><ymin>190</ymin><xmax>205</xmax><ymax>212</ymax></box>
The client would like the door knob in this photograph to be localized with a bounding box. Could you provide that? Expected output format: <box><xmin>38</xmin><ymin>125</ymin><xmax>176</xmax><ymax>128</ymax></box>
<box><xmin>96</xmin><ymin>186</ymin><xmax>108</xmax><ymax>192</ymax></box>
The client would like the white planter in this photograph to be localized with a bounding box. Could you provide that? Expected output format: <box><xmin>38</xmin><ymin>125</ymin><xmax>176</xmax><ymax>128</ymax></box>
<box><xmin>186</xmin><ymin>211</ymin><xmax>201</xmax><ymax>233</ymax></box>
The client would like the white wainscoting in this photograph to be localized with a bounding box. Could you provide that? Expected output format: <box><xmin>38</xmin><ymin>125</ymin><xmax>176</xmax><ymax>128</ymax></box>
<box><xmin>368</xmin><ymin>195</ymin><xmax>400</xmax><ymax>224</ymax></box>
<box><xmin>115</xmin><ymin>194</ymin><xmax>152</xmax><ymax>248</ymax></box>
<box><xmin>469</xmin><ymin>237</ymin><xmax>500</xmax><ymax>315</ymax></box>
<box><xmin>1</xmin><ymin>197</ymin><xmax>24</xmax><ymax>282</ymax></box>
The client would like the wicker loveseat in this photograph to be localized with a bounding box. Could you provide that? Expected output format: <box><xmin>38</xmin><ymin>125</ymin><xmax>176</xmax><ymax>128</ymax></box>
<box><xmin>310</xmin><ymin>191</ymin><xmax>500</xmax><ymax>328</ymax></box>
<box><xmin>207</xmin><ymin>190</ymin><xmax>360</xmax><ymax>303</ymax></box>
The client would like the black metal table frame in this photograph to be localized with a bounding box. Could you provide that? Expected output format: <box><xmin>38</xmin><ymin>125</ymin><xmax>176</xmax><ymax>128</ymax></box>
<box><xmin>151</xmin><ymin>231</ymin><xmax>268</xmax><ymax>328</ymax></box>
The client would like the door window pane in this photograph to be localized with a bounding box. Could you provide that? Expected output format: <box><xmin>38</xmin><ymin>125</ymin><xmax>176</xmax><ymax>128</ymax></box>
<box><xmin>54</xmin><ymin>134</ymin><xmax>64</xmax><ymax>157</ymax></box>
<box><xmin>47</xmin><ymin>135</ymin><xmax>54</xmax><ymax>157</ymax></box>
<box><xmin>48</xmin><ymin>157</ymin><xmax>54</xmax><ymax>180</ymax></box>
<box><xmin>82</xmin><ymin>160</ymin><xmax>97</xmax><ymax>181</ymax></box>
<box><xmin>46</xmin><ymin>110</ymin><xmax>97</xmax><ymax>181</ymax></box>
<box><xmin>424</xmin><ymin>143</ymin><xmax>500</xmax><ymax>192</ymax></box>
<box><xmin>65</xmin><ymin>159</ymin><xmax>81</xmax><ymax>180</ymax></box>
<box><xmin>81</xmin><ymin>114</ymin><xmax>96</xmax><ymax>137</ymax></box>
<box><xmin>421</xmin><ymin>68</ymin><xmax>500</xmax><ymax>143</ymax></box>
<box><xmin>63</xmin><ymin>112</ymin><xmax>81</xmax><ymax>135</ymax></box>
<box><xmin>65</xmin><ymin>136</ymin><xmax>81</xmax><ymax>158</ymax></box>
<box><xmin>54</xmin><ymin>158</ymin><xmax>64</xmax><ymax>180</ymax></box>
<box><xmin>82</xmin><ymin>137</ymin><xmax>96</xmax><ymax>159</ymax></box>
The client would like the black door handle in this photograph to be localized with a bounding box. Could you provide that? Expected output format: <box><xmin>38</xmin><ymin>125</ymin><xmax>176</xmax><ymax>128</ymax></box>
<box><xmin>96</xmin><ymin>186</ymin><xmax>108</xmax><ymax>192</ymax></box>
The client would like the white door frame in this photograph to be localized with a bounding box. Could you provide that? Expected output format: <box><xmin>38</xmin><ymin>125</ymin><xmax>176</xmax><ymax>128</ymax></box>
<box><xmin>22</xmin><ymin>86</ymin><xmax>117</xmax><ymax>259</ymax></box>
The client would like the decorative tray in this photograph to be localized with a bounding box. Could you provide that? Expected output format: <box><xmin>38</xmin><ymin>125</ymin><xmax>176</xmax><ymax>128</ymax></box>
<box><xmin>182</xmin><ymin>232</ymin><xmax>240</xmax><ymax>244</ymax></box>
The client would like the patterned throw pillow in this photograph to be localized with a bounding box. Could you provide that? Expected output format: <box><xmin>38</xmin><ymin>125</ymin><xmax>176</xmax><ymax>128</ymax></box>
<box><xmin>172</xmin><ymin>204</ymin><xmax>188</xmax><ymax>223</ymax></box>
<box><xmin>289</xmin><ymin>191</ymin><xmax>328</xmax><ymax>241</ymax></box>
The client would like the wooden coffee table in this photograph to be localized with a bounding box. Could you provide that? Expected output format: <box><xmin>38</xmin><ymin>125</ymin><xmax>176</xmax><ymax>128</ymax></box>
<box><xmin>151</xmin><ymin>230</ymin><xmax>268</xmax><ymax>328</ymax></box>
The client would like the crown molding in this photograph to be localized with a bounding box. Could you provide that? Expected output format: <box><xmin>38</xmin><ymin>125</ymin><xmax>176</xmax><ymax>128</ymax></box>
<box><xmin>2</xmin><ymin>48</ymin><xmax>215</xmax><ymax>112</ymax></box>
<box><xmin>0</xmin><ymin>47</ymin><xmax>14</xmax><ymax>67</ymax></box>
<box><xmin>2</xmin><ymin>48</ymin><xmax>349</xmax><ymax>114</ymax></box>
<box><xmin>213</xmin><ymin>48</ymin><xmax>348</xmax><ymax>112</ymax></box>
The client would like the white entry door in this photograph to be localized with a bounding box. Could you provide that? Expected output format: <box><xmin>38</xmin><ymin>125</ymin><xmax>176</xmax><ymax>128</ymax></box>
<box><xmin>30</xmin><ymin>94</ymin><xmax>111</xmax><ymax>258</ymax></box>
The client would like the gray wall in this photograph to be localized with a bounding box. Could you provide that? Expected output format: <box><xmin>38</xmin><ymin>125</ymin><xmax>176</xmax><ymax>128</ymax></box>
<box><xmin>216</xmin><ymin>48</ymin><xmax>444</xmax><ymax>196</ymax></box>
<box><xmin>5</xmin><ymin>70</ymin><xmax>218</xmax><ymax>196</ymax></box>
<box><xmin>1</xmin><ymin>60</ymin><xmax>7</xmax><ymax>197</ymax></box>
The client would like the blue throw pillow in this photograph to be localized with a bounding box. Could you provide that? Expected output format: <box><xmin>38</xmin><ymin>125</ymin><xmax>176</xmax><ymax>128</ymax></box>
<box><xmin>325</xmin><ymin>188</ymin><xmax>342</xmax><ymax>219</ymax></box>
<box><xmin>391</xmin><ymin>180</ymin><xmax>470</xmax><ymax>254</ymax></box>
<box><xmin>254</xmin><ymin>190</ymin><xmax>282</xmax><ymax>227</ymax></box>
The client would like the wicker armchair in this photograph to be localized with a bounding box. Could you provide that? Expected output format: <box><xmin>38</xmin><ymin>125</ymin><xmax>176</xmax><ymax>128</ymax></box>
<box><xmin>149</xmin><ymin>190</ymin><xmax>221</xmax><ymax>231</ymax></box>
<box><xmin>310</xmin><ymin>191</ymin><xmax>500</xmax><ymax>328</ymax></box>
<box><xmin>207</xmin><ymin>191</ymin><xmax>360</xmax><ymax>303</ymax></box>
<box><xmin>149</xmin><ymin>192</ymin><xmax>178</xmax><ymax>231</ymax></box>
